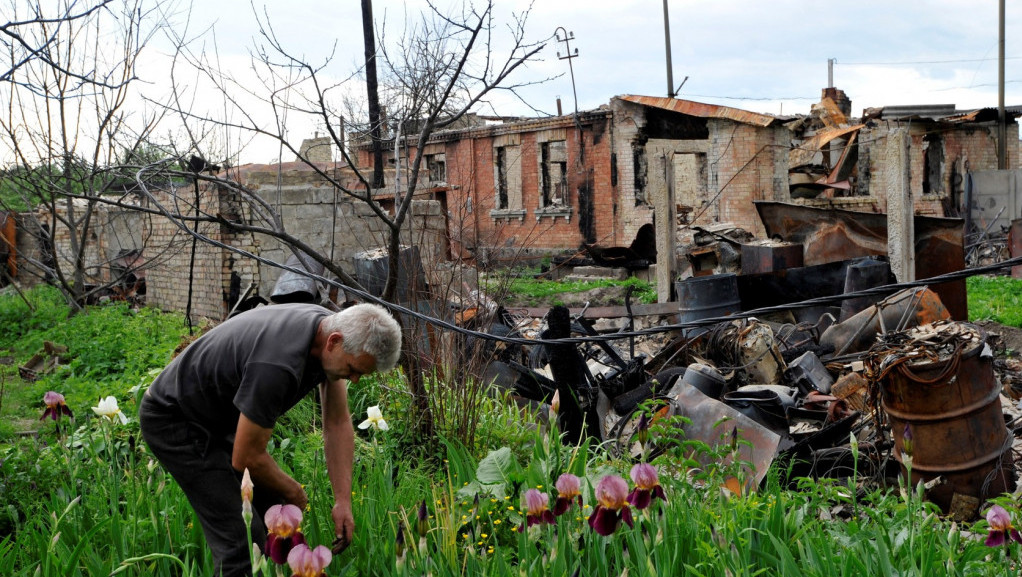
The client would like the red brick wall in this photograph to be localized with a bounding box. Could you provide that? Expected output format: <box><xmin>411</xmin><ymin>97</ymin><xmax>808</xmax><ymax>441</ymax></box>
<box><xmin>356</xmin><ymin>113</ymin><xmax>617</xmax><ymax>262</ymax></box>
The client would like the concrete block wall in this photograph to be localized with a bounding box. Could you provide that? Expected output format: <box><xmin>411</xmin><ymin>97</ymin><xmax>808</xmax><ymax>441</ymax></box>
<box><xmin>856</xmin><ymin>120</ymin><xmax>1019</xmax><ymax>217</ymax></box>
<box><xmin>243</xmin><ymin>168</ymin><xmax>448</xmax><ymax>300</ymax></box>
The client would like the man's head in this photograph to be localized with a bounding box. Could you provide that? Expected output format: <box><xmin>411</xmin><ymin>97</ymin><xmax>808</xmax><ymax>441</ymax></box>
<box><xmin>319</xmin><ymin>303</ymin><xmax>402</xmax><ymax>383</ymax></box>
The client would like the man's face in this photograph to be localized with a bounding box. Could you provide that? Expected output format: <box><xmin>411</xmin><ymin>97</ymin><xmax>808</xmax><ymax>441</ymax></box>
<box><xmin>322</xmin><ymin>336</ymin><xmax>377</xmax><ymax>384</ymax></box>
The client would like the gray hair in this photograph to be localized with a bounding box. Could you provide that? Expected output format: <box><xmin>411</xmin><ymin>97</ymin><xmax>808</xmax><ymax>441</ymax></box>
<box><xmin>322</xmin><ymin>303</ymin><xmax>403</xmax><ymax>372</ymax></box>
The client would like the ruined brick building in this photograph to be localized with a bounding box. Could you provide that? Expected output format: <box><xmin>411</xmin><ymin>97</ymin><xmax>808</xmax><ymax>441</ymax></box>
<box><xmin>8</xmin><ymin>88</ymin><xmax>1019</xmax><ymax>318</ymax></box>
<box><xmin>355</xmin><ymin>88</ymin><xmax>1019</xmax><ymax>263</ymax></box>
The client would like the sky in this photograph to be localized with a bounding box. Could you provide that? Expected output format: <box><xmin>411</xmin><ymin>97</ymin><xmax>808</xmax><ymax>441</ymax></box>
<box><xmin>144</xmin><ymin>0</ymin><xmax>1022</xmax><ymax>164</ymax></box>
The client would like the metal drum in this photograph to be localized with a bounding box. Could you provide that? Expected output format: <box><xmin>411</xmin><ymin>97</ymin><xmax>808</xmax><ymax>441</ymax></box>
<box><xmin>882</xmin><ymin>324</ymin><xmax>1015</xmax><ymax>513</ymax></box>
<box><xmin>676</xmin><ymin>273</ymin><xmax>741</xmax><ymax>337</ymax></box>
<box><xmin>271</xmin><ymin>254</ymin><xmax>323</xmax><ymax>304</ymax></box>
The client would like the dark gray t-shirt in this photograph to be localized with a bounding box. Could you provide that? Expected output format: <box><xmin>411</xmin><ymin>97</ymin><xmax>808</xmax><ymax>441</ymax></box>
<box><xmin>147</xmin><ymin>304</ymin><xmax>331</xmax><ymax>440</ymax></box>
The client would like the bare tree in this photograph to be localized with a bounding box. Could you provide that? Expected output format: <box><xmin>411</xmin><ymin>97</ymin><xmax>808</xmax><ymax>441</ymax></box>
<box><xmin>128</xmin><ymin>0</ymin><xmax>550</xmax><ymax>437</ymax></box>
<box><xmin>0</xmin><ymin>0</ymin><xmax>176</xmax><ymax>309</ymax></box>
<box><xmin>155</xmin><ymin>0</ymin><xmax>546</xmax><ymax>299</ymax></box>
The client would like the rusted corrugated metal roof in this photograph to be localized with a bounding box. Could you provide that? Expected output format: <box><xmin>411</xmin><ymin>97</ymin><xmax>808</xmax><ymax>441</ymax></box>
<box><xmin>789</xmin><ymin>124</ymin><xmax>864</xmax><ymax>168</ymax></box>
<box><xmin>618</xmin><ymin>95</ymin><xmax>781</xmax><ymax>127</ymax></box>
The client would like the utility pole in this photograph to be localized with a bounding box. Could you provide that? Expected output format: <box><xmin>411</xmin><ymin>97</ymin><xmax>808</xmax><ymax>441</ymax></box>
<box><xmin>555</xmin><ymin>27</ymin><xmax>579</xmax><ymax>118</ymax></box>
<box><xmin>362</xmin><ymin>0</ymin><xmax>385</xmax><ymax>188</ymax></box>
<box><xmin>661</xmin><ymin>1</ymin><xmax>687</xmax><ymax>98</ymax></box>
<box><xmin>664</xmin><ymin>0</ymin><xmax>674</xmax><ymax>98</ymax></box>
<box><xmin>998</xmin><ymin>0</ymin><xmax>1007</xmax><ymax>169</ymax></box>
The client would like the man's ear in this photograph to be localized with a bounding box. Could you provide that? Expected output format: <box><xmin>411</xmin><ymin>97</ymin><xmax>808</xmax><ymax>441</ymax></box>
<box><xmin>327</xmin><ymin>332</ymin><xmax>344</xmax><ymax>350</ymax></box>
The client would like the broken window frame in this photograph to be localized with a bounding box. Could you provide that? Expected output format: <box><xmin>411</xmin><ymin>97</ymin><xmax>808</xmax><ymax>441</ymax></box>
<box><xmin>539</xmin><ymin>140</ymin><xmax>568</xmax><ymax>208</ymax></box>
<box><xmin>491</xmin><ymin>141</ymin><xmax>525</xmax><ymax>220</ymax></box>
<box><xmin>425</xmin><ymin>152</ymin><xmax>446</xmax><ymax>183</ymax></box>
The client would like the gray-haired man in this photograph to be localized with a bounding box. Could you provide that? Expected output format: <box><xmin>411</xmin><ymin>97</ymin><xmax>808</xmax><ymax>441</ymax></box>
<box><xmin>139</xmin><ymin>303</ymin><xmax>402</xmax><ymax>576</ymax></box>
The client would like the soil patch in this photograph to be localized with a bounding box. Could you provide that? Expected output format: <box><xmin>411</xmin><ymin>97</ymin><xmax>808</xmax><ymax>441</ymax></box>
<box><xmin>976</xmin><ymin>320</ymin><xmax>1022</xmax><ymax>356</ymax></box>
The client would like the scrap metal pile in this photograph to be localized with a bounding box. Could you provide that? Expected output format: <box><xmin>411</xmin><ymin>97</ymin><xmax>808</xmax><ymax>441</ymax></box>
<box><xmin>480</xmin><ymin>275</ymin><xmax>1020</xmax><ymax>521</ymax></box>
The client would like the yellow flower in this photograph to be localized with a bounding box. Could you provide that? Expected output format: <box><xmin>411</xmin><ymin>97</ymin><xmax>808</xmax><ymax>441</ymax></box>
<box><xmin>494</xmin><ymin>520</ymin><xmax>502</xmax><ymax>525</ymax></box>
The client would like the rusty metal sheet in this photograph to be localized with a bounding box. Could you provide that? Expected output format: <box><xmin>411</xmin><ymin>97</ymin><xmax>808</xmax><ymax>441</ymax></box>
<box><xmin>740</xmin><ymin>242</ymin><xmax>803</xmax><ymax>274</ymax></box>
<box><xmin>754</xmin><ymin>201</ymin><xmax>967</xmax><ymax>320</ymax></box>
<box><xmin>618</xmin><ymin>95</ymin><xmax>779</xmax><ymax>127</ymax></box>
<box><xmin>817</xmin><ymin>96</ymin><xmax>848</xmax><ymax>127</ymax></box>
<box><xmin>0</xmin><ymin>212</ymin><xmax>15</xmax><ymax>278</ymax></box>
<box><xmin>826</xmin><ymin>131</ymin><xmax>858</xmax><ymax>184</ymax></box>
<box><xmin>789</xmin><ymin>124</ymin><xmax>863</xmax><ymax>168</ymax></box>
<box><xmin>667</xmin><ymin>383</ymin><xmax>781</xmax><ymax>490</ymax></box>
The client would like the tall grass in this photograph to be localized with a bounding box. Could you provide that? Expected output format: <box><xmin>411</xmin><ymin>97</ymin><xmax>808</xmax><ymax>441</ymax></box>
<box><xmin>1</xmin><ymin>280</ymin><xmax>1020</xmax><ymax>574</ymax></box>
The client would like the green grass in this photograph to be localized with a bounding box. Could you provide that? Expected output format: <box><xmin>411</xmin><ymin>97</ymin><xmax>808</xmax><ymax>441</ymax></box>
<box><xmin>0</xmin><ymin>286</ymin><xmax>190</xmax><ymax>438</ymax></box>
<box><xmin>968</xmin><ymin>275</ymin><xmax>1022</xmax><ymax>327</ymax></box>
<box><xmin>1</xmin><ymin>277</ymin><xmax>1021</xmax><ymax>575</ymax></box>
<box><xmin>492</xmin><ymin>275</ymin><xmax>657</xmax><ymax>306</ymax></box>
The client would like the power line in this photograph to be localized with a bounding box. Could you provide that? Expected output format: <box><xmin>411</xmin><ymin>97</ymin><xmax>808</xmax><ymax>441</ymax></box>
<box><xmin>839</xmin><ymin>56</ymin><xmax>1022</xmax><ymax>66</ymax></box>
<box><xmin>684</xmin><ymin>94</ymin><xmax>817</xmax><ymax>102</ymax></box>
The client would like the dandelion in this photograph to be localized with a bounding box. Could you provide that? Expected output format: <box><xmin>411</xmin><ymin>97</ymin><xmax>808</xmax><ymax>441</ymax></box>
<box><xmin>553</xmin><ymin>473</ymin><xmax>582</xmax><ymax>516</ymax></box>
<box><xmin>287</xmin><ymin>543</ymin><xmax>332</xmax><ymax>577</ymax></box>
<box><xmin>358</xmin><ymin>405</ymin><xmax>389</xmax><ymax>431</ymax></box>
<box><xmin>264</xmin><ymin>504</ymin><xmax>306</xmax><ymax>564</ymax></box>
<box><xmin>40</xmin><ymin>391</ymin><xmax>73</xmax><ymax>421</ymax></box>
<box><xmin>627</xmin><ymin>463</ymin><xmax>667</xmax><ymax>510</ymax></box>
<box><xmin>985</xmin><ymin>505</ymin><xmax>1022</xmax><ymax>547</ymax></box>
<box><xmin>588</xmin><ymin>475</ymin><xmax>633</xmax><ymax>536</ymax></box>
<box><xmin>92</xmin><ymin>396</ymin><xmax>128</xmax><ymax>424</ymax></box>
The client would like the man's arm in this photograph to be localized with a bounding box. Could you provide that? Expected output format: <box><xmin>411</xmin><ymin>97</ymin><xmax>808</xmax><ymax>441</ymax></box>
<box><xmin>321</xmin><ymin>378</ymin><xmax>355</xmax><ymax>543</ymax></box>
<box><xmin>233</xmin><ymin>414</ymin><xmax>307</xmax><ymax>509</ymax></box>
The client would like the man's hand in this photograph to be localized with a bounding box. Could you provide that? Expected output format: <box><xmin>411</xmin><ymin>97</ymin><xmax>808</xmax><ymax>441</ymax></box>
<box><xmin>331</xmin><ymin>502</ymin><xmax>354</xmax><ymax>554</ymax></box>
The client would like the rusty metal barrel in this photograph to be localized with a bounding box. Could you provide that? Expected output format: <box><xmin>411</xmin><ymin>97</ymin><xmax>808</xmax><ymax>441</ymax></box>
<box><xmin>676</xmin><ymin>273</ymin><xmax>741</xmax><ymax>337</ymax></box>
<box><xmin>882</xmin><ymin>323</ymin><xmax>1015</xmax><ymax>512</ymax></box>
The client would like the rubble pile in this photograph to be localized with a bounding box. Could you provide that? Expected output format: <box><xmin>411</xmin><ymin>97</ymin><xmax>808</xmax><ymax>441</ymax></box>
<box><xmin>473</xmin><ymin>281</ymin><xmax>1022</xmax><ymax>521</ymax></box>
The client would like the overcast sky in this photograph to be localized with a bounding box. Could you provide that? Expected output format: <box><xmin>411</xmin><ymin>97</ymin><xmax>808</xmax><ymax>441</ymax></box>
<box><xmin>153</xmin><ymin>0</ymin><xmax>1021</xmax><ymax>163</ymax></box>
